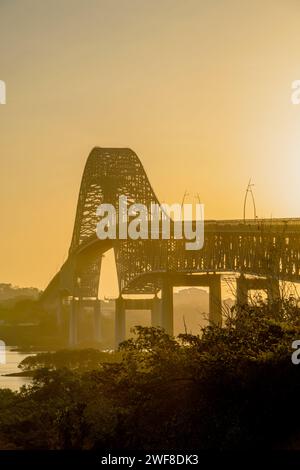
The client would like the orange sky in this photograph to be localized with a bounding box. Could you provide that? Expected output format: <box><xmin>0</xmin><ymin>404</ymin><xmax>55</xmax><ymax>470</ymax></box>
<box><xmin>1</xmin><ymin>0</ymin><xmax>300</xmax><ymax>293</ymax></box>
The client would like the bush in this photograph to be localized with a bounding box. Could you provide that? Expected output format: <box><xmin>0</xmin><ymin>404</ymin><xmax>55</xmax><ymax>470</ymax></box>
<box><xmin>1</xmin><ymin>304</ymin><xmax>300</xmax><ymax>450</ymax></box>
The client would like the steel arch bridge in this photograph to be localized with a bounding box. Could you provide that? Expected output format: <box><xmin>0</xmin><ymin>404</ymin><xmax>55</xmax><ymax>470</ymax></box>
<box><xmin>41</xmin><ymin>147</ymin><xmax>300</xmax><ymax>345</ymax></box>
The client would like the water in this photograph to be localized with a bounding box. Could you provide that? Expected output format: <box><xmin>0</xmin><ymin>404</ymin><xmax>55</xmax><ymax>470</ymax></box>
<box><xmin>0</xmin><ymin>347</ymin><xmax>35</xmax><ymax>391</ymax></box>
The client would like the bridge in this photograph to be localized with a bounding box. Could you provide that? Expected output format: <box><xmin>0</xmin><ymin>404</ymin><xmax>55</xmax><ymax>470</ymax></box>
<box><xmin>41</xmin><ymin>147</ymin><xmax>300</xmax><ymax>347</ymax></box>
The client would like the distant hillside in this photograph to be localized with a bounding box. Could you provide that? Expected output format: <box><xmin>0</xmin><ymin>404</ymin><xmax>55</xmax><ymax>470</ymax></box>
<box><xmin>174</xmin><ymin>287</ymin><xmax>209</xmax><ymax>334</ymax></box>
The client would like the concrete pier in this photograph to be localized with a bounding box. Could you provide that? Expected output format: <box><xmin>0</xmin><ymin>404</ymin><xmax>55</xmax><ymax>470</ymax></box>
<box><xmin>115</xmin><ymin>296</ymin><xmax>126</xmax><ymax>349</ymax></box>
<box><xmin>94</xmin><ymin>299</ymin><xmax>102</xmax><ymax>343</ymax></box>
<box><xmin>161</xmin><ymin>278</ymin><xmax>174</xmax><ymax>335</ymax></box>
<box><xmin>208</xmin><ymin>274</ymin><xmax>222</xmax><ymax>326</ymax></box>
<box><xmin>69</xmin><ymin>298</ymin><xmax>78</xmax><ymax>347</ymax></box>
<box><xmin>151</xmin><ymin>295</ymin><xmax>162</xmax><ymax>327</ymax></box>
<box><xmin>113</xmin><ymin>273</ymin><xmax>225</xmax><ymax>347</ymax></box>
<box><xmin>236</xmin><ymin>274</ymin><xmax>281</xmax><ymax>308</ymax></box>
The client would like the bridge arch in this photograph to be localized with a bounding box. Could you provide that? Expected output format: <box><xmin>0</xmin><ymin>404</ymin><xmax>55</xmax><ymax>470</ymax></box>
<box><xmin>41</xmin><ymin>148</ymin><xmax>300</xmax><ymax>346</ymax></box>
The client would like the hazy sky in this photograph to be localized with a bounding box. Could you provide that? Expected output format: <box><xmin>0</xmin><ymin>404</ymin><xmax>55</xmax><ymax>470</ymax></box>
<box><xmin>1</xmin><ymin>0</ymin><xmax>300</xmax><ymax>292</ymax></box>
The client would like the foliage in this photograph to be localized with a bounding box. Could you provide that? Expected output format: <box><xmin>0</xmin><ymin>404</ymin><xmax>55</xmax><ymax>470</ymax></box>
<box><xmin>1</xmin><ymin>303</ymin><xmax>300</xmax><ymax>449</ymax></box>
<box><xmin>18</xmin><ymin>349</ymin><xmax>121</xmax><ymax>372</ymax></box>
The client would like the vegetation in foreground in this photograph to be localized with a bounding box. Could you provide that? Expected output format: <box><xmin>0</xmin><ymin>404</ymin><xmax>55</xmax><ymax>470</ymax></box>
<box><xmin>1</xmin><ymin>300</ymin><xmax>300</xmax><ymax>449</ymax></box>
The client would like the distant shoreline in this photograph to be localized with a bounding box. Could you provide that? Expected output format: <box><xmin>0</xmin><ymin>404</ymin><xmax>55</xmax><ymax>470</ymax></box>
<box><xmin>2</xmin><ymin>371</ymin><xmax>34</xmax><ymax>378</ymax></box>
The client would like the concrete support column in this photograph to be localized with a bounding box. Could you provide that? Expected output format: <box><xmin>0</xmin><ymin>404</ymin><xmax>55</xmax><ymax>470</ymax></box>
<box><xmin>267</xmin><ymin>279</ymin><xmax>280</xmax><ymax>304</ymax></box>
<box><xmin>161</xmin><ymin>278</ymin><xmax>173</xmax><ymax>336</ymax></box>
<box><xmin>151</xmin><ymin>295</ymin><xmax>162</xmax><ymax>327</ymax></box>
<box><xmin>236</xmin><ymin>275</ymin><xmax>280</xmax><ymax>309</ymax></box>
<box><xmin>115</xmin><ymin>296</ymin><xmax>126</xmax><ymax>349</ymax></box>
<box><xmin>209</xmin><ymin>274</ymin><xmax>222</xmax><ymax>326</ymax></box>
<box><xmin>69</xmin><ymin>298</ymin><xmax>78</xmax><ymax>347</ymax></box>
<box><xmin>236</xmin><ymin>274</ymin><xmax>248</xmax><ymax>310</ymax></box>
<box><xmin>94</xmin><ymin>299</ymin><xmax>102</xmax><ymax>343</ymax></box>
<box><xmin>56</xmin><ymin>297</ymin><xmax>63</xmax><ymax>329</ymax></box>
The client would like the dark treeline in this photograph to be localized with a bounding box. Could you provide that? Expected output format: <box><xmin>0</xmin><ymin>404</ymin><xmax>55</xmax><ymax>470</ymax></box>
<box><xmin>1</xmin><ymin>301</ymin><xmax>300</xmax><ymax>449</ymax></box>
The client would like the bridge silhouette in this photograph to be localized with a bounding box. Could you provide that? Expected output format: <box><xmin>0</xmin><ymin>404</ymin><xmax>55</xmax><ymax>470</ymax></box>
<box><xmin>41</xmin><ymin>147</ymin><xmax>300</xmax><ymax>347</ymax></box>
